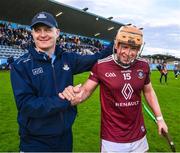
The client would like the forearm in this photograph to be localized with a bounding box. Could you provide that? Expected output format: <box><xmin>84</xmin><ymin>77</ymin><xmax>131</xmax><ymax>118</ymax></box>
<box><xmin>144</xmin><ymin>89</ymin><xmax>163</xmax><ymax>117</ymax></box>
<box><xmin>144</xmin><ymin>83</ymin><xmax>168</xmax><ymax>134</ymax></box>
<box><xmin>73</xmin><ymin>42</ymin><xmax>113</xmax><ymax>74</ymax></box>
<box><xmin>79</xmin><ymin>85</ymin><xmax>94</xmax><ymax>102</ymax></box>
<box><xmin>11</xmin><ymin>64</ymin><xmax>70</xmax><ymax>118</ymax></box>
<box><xmin>15</xmin><ymin>94</ymin><xmax>70</xmax><ymax>118</ymax></box>
<box><xmin>143</xmin><ymin>83</ymin><xmax>163</xmax><ymax>118</ymax></box>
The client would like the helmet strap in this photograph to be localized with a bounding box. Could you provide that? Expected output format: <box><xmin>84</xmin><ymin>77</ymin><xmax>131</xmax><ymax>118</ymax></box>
<box><xmin>113</xmin><ymin>44</ymin><xmax>139</xmax><ymax>69</ymax></box>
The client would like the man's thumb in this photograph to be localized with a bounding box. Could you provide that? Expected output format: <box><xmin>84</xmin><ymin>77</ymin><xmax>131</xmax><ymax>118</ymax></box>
<box><xmin>74</xmin><ymin>84</ymin><xmax>82</xmax><ymax>92</ymax></box>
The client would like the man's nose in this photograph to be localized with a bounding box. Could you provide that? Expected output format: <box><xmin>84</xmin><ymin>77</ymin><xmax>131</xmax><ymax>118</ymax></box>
<box><xmin>124</xmin><ymin>48</ymin><xmax>131</xmax><ymax>55</ymax></box>
<box><xmin>40</xmin><ymin>30</ymin><xmax>47</xmax><ymax>37</ymax></box>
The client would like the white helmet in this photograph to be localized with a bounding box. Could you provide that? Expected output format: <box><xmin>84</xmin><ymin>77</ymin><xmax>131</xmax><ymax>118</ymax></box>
<box><xmin>113</xmin><ymin>25</ymin><xmax>144</xmax><ymax>68</ymax></box>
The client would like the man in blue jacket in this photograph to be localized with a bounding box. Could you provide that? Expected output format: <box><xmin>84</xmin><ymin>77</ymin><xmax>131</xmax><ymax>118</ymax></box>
<box><xmin>10</xmin><ymin>11</ymin><xmax>112</xmax><ymax>152</ymax></box>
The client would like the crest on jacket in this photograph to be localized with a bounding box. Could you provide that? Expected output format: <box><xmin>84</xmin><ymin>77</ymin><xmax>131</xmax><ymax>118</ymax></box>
<box><xmin>63</xmin><ymin>64</ymin><xmax>70</xmax><ymax>71</ymax></box>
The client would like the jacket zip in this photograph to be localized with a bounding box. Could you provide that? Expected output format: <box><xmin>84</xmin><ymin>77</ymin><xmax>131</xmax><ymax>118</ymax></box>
<box><xmin>51</xmin><ymin>63</ymin><xmax>58</xmax><ymax>94</ymax></box>
<box><xmin>51</xmin><ymin>62</ymin><xmax>64</xmax><ymax>128</ymax></box>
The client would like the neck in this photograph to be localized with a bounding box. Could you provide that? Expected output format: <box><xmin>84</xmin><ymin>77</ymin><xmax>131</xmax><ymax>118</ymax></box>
<box><xmin>46</xmin><ymin>50</ymin><xmax>55</xmax><ymax>58</ymax></box>
<box><xmin>113</xmin><ymin>54</ymin><xmax>131</xmax><ymax>69</ymax></box>
<box><xmin>36</xmin><ymin>46</ymin><xmax>56</xmax><ymax>58</ymax></box>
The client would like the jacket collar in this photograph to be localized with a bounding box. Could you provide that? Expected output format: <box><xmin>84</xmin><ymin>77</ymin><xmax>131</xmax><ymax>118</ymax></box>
<box><xmin>29</xmin><ymin>45</ymin><xmax>64</xmax><ymax>62</ymax></box>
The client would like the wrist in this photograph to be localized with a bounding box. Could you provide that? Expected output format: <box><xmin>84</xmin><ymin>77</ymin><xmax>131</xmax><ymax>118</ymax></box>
<box><xmin>156</xmin><ymin>116</ymin><xmax>163</xmax><ymax>121</ymax></box>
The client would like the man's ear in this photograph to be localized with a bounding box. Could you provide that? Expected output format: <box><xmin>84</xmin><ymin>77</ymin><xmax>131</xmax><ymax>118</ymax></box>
<box><xmin>56</xmin><ymin>29</ymin><xmax>60</xmax><ymax>38</ymax></box>
<box><xmin>114</xmin><ymin>40</ymin><xmax>118</xmax><ymax>50</ymax></box>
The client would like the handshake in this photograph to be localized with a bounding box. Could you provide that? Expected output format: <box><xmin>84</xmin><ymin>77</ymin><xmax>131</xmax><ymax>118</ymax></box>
<box><xmin>59</xmin><ymin>84</ymin><xmax>84</xmax><ymax>106</ymax></box>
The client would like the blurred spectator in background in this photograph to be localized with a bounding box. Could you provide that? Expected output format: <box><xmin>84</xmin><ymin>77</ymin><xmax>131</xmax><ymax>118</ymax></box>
<box><xmin>6</xmin><ymin>56</ymin><xmax>14</xmax><ymax>69</ymax></box>
<box><xmin>160</xmin><ymin>61</ymin><xmax>168</xmax><ymax>84</ymax></box>
<box><xmin>174</xmin><ymin>64</ymin><xmax>179</xmax><ymax>79</ymax></box>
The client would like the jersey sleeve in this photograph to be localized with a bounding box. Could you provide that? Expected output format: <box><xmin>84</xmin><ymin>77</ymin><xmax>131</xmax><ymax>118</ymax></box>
<box><xmin>88</xmin><ymin>62</ymin><xmax>100</xmax><ymax>83</ymax></box>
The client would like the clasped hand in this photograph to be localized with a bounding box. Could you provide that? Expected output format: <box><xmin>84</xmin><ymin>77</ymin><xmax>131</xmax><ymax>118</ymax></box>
<box><xmin>59</xmin><ymin>84</ymin><xmax>83</xmax><ymax>106</ymax></box>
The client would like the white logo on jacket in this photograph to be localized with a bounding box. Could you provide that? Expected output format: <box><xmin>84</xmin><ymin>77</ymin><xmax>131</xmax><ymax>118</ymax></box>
<box><xmin>63</xmin><ymin>64</ymin><xmax>70</xmax><ymax>71</ymax></box>
<box><xmin>32</xmin><ymin>67</ymin><xmax>43</xmax><ymax>75</ymax></box>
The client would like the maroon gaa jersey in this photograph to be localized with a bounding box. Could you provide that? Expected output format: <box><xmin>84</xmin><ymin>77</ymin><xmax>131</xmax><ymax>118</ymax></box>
<box><xmin>89</xmin><ymin>55</ymin><xmax>150</xmax><ymax>143</ymax></box>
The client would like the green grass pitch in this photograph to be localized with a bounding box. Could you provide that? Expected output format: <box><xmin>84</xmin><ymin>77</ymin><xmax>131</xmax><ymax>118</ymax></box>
<box><xmin>0</xmin><ymin>70</ymin><xmax>179</xmax><ymax>152</ymax></box>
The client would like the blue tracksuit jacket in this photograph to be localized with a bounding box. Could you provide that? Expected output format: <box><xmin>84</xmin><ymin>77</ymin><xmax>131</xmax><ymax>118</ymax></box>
<box><xmin>10</xmin><ymin>45</ymin><xmax>112</xmax><ymax>151</ymax></box>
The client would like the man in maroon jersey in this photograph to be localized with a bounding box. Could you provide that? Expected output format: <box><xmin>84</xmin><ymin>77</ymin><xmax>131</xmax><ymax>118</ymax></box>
<box><xmin>59</xmin><ymin>25</ymin><xmax>168</xmax><ymax>152</ymax></box>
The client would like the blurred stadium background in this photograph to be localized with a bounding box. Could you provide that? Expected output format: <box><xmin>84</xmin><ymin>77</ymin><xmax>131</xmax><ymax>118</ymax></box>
<box><xmin>0</xmin><ymin>0</ymin><xmax>179</xmax><ymax>152</ymax></box>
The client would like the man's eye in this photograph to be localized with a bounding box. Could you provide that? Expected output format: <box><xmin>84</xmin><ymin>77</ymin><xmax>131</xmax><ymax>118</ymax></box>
<box><xmin>131</xmin><ymin>47</ymin><xmax>137</xmax><ymax>50</ymax></box>
<box><xmin>34</xmin><ymin>29</ymin><xmax>40</xmax><ymax>32</ymax></box>
<box><xmin>46</xmin><ymin>29</ymin><xmax>52</xmax><ymax>32</ymax></box>
<box><xmin>123</xmin><ymin>46</ymin><xmax>129</xmax><ymax>49</ymax></box>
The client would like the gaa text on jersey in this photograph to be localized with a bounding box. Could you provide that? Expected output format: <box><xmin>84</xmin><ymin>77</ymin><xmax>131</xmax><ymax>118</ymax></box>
<box><xmin>105</xmin><ymin>72</ymin><xmax>116</xmax><ymax>77</ymax></box>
